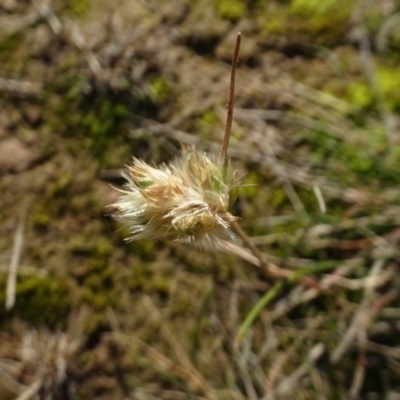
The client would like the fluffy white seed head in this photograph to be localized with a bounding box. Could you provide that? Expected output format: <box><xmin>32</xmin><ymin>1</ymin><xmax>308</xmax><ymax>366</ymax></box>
<box><xmin>110</xmin><ymin>147</ymin><xmax>244</xmax><ymax>250</ymax></box>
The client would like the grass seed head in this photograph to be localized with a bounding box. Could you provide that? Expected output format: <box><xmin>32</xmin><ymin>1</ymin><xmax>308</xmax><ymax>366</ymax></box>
<box><xmin>111</xmin><ymin>147</ymin><xmax>244</xmax><ymax>250</ymax></box>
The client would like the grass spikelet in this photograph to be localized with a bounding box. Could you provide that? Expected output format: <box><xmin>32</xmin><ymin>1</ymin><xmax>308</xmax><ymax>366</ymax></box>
<box><xmin>111</xmin><ymin>33</ymin><xmax>243</xmax><ymax>251</ymax></box>
<box><xmin>111</xmin><ymin>147</ymin><xmax>244</xmax><ymax>250</ymax></box>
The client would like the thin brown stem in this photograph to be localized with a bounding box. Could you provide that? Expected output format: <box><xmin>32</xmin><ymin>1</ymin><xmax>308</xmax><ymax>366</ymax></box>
<box><xmin>220</xmin><ymin>32</ymin><xmax>241</xmax><ymax>164</ymax></box>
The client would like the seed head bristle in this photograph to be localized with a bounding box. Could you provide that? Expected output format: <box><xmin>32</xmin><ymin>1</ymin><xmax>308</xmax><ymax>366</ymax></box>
<box><xmin>110</xmin><ymin>147</ymin><xmax>243</xmax><ymax>250</ymax></box>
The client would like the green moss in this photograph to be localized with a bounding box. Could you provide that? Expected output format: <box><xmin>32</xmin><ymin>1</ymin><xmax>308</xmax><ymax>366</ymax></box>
<box><xmin>96</xmin><ymin>239</ymin><xmax>113</xmax><ymax>257</ymax></box>
<box><xmin>65</xmin><ymin>0</ymin><xmax>91</xmax><ymax>16</ymax></box>
<box><xmin>80</xmin><ymin>96</ymin><xmax>130</xmax><ymax>160</ymax></box>
<box><xmin>48</xmin><ymin>173</ymin><xmax>73</xmax><ymax>197</ymax></box>
<box><xmin>289</xmin><ymin>0</ymin><xmax>352</xmax><ymax>16</ymax></box>
<box><xmin>195</xmin><ymin>110</ymin><xmax>220</xmax><ymax>141</ymax></box>
<box><xmin>69</xmin><ymin>237</ymin><xmax>113</xmax><ymax>271</ymax></box>
<box><xmin>346</xmin><ymin>62</ymin><xmax>400</xmax><ymax>112</ymax></box>
<box><xmin>129</xmin><ymin>263</ymin><xmax>149</xmax><ymax>291</ymax></box>
<box><xmin>0</xmin><ymin>33</ymin><xmax>23</xmax><ymax>64</ymax></box>
<box><xmin>263</xmin><ymin>0</ymin><xmax>354</xmax><ymax>47</ymax></box>
<box><xmin>306</xmin><ymin>121</ymin><xmax>400</xmax><ymax>187</ymax></box>
<box><xmin>362</xmin><ymin>6</ymin><xmax>388</xmax><ymax>35</ymax></box>
<box><xmin>127</xmin><ymin>240</ymin><xmax>155</xmax><ymax>261</ymax></box>
<box><xmin>80</xmin><ymin>257</ymin><xmax>116</xmax><ymax>309</ymax></box>
<box><xmin>46</xmin><ymin>51</ymin><xmax>176</xmax><ymax>166</ymax></box>
<box><xmin>145</xmin><ymin>277</ymin><xmax>171</xmax><ymax>298</ymax></box>
<box><xmin>376</xmin><ymin>65</ymin><xmax>400</xmax><ymax>112</ymax></box>
<box><xmin>214</xmin><ymin>0</ymin><xmax>247</xmax><ymax>21</ymax></box>
<box><xmin>201</xmin><ymin>110</ymin><xmax>219</xmax><ymax>126</ymax></box>
<box><xmin>48</xmin><ymin>70</ymin><xmax>133</xmax><ymax>163</ymax></box>
<box><xmin>0</xmin><ymin>276</ymin><xmax>71</xmax><ymax>328</ymax></box>
<box><xmin>148</xmin><ymin>76</ymin><xmax>171</xmax><ymax>104</ymax></box>
<box><xmin>214</xmin><ymin>257</ymin><xmax>235</xmax><ymax>282</ymax></box>
<box><xmin>81</xmin><ymin>287</ymin><xmax>115</xmax><ymax>310</ymax></box>
<box><xmin>68</xmin><ymin>237</ymin><xmax>93</xmax><ymax>256</ymax></box>
<box><xmin>67</xmin><ymin>235</ymin><xmax>116</xmax><ymax>310</ymax></box>
<box><xmin>169</xmin><ymin>292</ymin><xmax>195</xmax><ymax>317</ymax></box>
<box><xmin>69</xmin><ymin>236</ymin><xmax>111</xmax><ymax>257</ymax></box>
<box><xmin>347</xmin><ymin>81</ymin><xmax>373</xmax><ymax>109</ymax></box>
<box><xmin>240</xmin><ymin>172</ymin><xmax>259</xmax><ymax>200</ymax></box>
<box><xmin>32</xmin><ymin>211</ymin><xmax>51</xmax><ymax>229</ymax></box>
<box><xmin>269</xmin><ymin>187</ymin><xmax>286</xmax><ymax>208</ymax></box>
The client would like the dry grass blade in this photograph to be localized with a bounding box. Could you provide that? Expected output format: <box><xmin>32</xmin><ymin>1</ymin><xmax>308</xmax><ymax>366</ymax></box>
<box><xmin>263</xmin><ymin>343</ymin><xmax>325</xmax><ymax>400</ymax></box>
<box><xmin>349</xmin><ymin>352</ymin><xmax>367</xmax><ymax>400</ymax></box>
<box><xmin>0</xmin><ymin>77</ymin><xmax>42</xmax><ymax>96</ymax></box>
<box><xmin>6</xmin><ymin>202</ymin><xmax>28</xmax><ymax>311</ymax></box>
<box><xmin>228</xmin><ymin>224</ymin><xmax>322</xmax><ymax>290</ymax></box>
<box><xmin>107</xmin><ymin>307</ymin><xmax>218</xmax><ymax>399</ymax></box>
<box><xmin>142</xmin><ymin>296</ymin><xmax>218</xmax><ymax>400</ymax></box>
<box><xmin>0</xmin><ymin>11</ymin><xmax>44</xmax><ymax>36</ymax></box>
<box><xmin>14</xmin><ymin>380</ymin><xmax>42</xmax><ymax>400</ymax></box>
<box><xmin>31</xmin><ymin>0</ymin><xmax>62</xmax><ymax>34</ymax></box>
<box><xmin>32</xmin><ymin>0</ymin><xmax>104</xmax><ymax>79</ymax></box>
<box><xmin>330</xmin><ymin>258</ymin><xmax>385</xmax><ymax>365</ymax></box>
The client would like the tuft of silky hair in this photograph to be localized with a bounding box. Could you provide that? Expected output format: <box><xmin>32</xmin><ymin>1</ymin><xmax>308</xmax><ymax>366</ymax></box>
<box><xmin>110</xmin><ymin>147</ymin><xmax>244</xmax><ymax>250</ymax></box>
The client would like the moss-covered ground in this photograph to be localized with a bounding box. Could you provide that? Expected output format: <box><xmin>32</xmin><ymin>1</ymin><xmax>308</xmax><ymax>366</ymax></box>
<box><xmin>1</xmin><ymin>0</ymin><xmax>400</xmax><ymax>399</ymax></box>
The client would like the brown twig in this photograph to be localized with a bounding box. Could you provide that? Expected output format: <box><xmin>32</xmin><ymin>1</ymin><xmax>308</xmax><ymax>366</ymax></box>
<box><xmin>220</xmin><ymin>32</ymin><xmax>241</xmax><ymax>164</ymax></box>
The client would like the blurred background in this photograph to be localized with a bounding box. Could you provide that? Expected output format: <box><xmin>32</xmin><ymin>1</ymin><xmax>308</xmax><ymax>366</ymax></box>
<box><xmin>1</xmin><ymin>0</ymin><xmax>400</xmax><ymax>399</ymax></box>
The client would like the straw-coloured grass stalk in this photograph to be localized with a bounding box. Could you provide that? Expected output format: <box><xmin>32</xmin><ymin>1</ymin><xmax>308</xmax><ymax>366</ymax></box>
<box><xmin>110</xmin><ymin>33</ymin><xmax>243</xmax><ymax>251</ymax></box>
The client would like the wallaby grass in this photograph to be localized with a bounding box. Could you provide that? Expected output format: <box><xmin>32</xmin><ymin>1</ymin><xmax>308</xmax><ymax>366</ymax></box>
<box><xmin>0</xmin><ymin>1</ymin><xmax>400</xmax><ymax>399</ymax></box>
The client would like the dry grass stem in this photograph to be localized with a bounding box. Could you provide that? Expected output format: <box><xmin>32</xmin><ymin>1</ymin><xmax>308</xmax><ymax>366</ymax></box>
<box><xmin>32</xmin><ymin>0</ymin><xmax>104</xmax><ymax>79</ymax></box>
<box><xmin>220</xmin><ymin>32</ymin><xmax>241</xmax><ymax>164</ymax></box>
<box><xmin>349</xmin><ymin>352</ymin><xmax>367</xmax><ymax>400</ymax></box>
<box><xmin>330</xmin><ymin>258</ymin><xmax>385</xmax><ymax>364</ymax></box>
<box><xmin>107</xmin><ymin>305</ymin><xmax>218</xmax><ymax>400</ymax></box>
<box><xmin>111</xmin><ymin>34</ymin><xmax>246</xmax><ymax>253</ymax></box>
<box><xmin>0</xmin><ymin>77</ymin><xmax>42</xmax><ymax>96</ymax></box>
<box><xmin>142</xmin><ymin>295</ymin><xmax>217</xmax><ymax>398</ymax></box>
<box><xmin>31</xmin><ymin>0</ymin><xmax>62</xmax><ymax>34</ymax></box>
<box><xmin>263</xmin><ymin>343</ymin><xmax>325</xmax><ymax>400</ymax></box>
<box><xmin>14</xmin><ymin>379</ymin><xmax>42</xmax><ymax>400</ymax></box>
<box><xmin>6</xmin><ymin>203</ymin><xmax>28</xmax><ymax>311</ymax></box>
